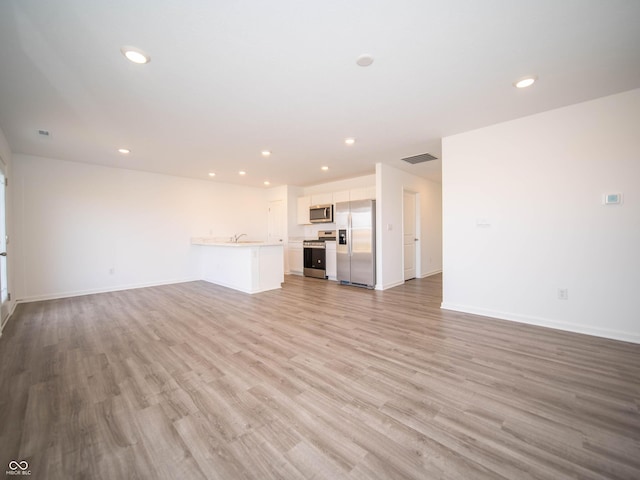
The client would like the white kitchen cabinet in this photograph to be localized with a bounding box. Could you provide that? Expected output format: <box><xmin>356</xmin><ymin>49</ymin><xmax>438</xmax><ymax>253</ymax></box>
<box><xmin>333</xmin><ymin>190</ymin><xmax>350</xmax><ymax>204</ymax></box>
<box><xmin>350</xmin><ymin>186</ymin><xmax>376</xmax><ymax>201</ymax></box>
<box><xmin>288</xmin><ymin>241</ymin><xmax>303</xmax><ymax>274</ymax></box>
<box><xmin>325</xmin><ymin>241</ymin><xmax>337</xmax><ymax>280</ymax></box>
<box><xmin>297</xmin><ymin>196</ymin><xmax>311</xmax><ymax>224</ymax></box>
<box><xmin>311</xmin><ymin>192</ymin><xmax>333</xmax><ymax>206</ymax></box>
<box><xmin>196</xmin><ymin>243</ymin><xmax>284</xmax><ymax>294</ymax></box>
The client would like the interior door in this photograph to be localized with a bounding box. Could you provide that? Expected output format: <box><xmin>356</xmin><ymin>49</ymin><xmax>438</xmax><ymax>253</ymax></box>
<box><xmin>403</xmin><ymin>191</ymin><xmax>417</xmax><ymax>281</ymax></box>
<box><xmin>0</xmin><ymin>167</ymin><xmax>8</xmax><ymax>324</ymax></box>
<box><xmin>267</xmin><ymin>200</ymin><xmax>284</xmax><ymax>244</ymax></box>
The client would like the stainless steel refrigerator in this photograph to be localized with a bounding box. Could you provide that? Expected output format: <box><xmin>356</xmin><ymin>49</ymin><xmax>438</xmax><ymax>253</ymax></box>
<box><xmin>336</xmin><ymin>199</ymin><xmax>376</xmax><ymax>288</ymax></box>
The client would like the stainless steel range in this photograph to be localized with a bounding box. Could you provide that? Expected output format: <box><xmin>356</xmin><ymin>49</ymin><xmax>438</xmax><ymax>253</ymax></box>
<box><xmin>303</xmin><ymin>230</ymin><xmax>336</xmax><ymax>279</ymax></box>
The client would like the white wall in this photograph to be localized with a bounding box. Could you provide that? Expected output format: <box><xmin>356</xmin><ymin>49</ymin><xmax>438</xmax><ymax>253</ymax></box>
<box><xmin>13</xmin><ymin>154</ymin><xmax>268</xmax><ymax>301</ymax></box>
<box><xmin>442</xmin><ymin>88</ymin><xmax>640</xmax><ymax>343</ymax></box>
<box><xmin>286</xmin><ymin>185</ymin><xmax>305</xmax><ymax>239</ymax></box>
<box><xmin>377</xmin><ymin>163</ymin><xmax>443</xmax><ymax>290</ymax></box>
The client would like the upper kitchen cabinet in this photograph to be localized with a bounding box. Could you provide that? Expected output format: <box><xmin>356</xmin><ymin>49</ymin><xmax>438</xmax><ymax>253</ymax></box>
<box><xmin>333</xmin><ymin>190</ymin><xmax>350</xmax><ymax>204</ymax></box>
<box><xmin>350</xmin><ymin>186</ymin><xmax>376</xmax><ymax>201</ymax></box>
<box><xmin>310</xmin><ymin>193</ymin><xmax>333</xmax><ymax>206</ymax></box>
<box><xmin>297</xmin><ymin>196</ymin><xmax>311</xmax><ymax>224</ymax></box>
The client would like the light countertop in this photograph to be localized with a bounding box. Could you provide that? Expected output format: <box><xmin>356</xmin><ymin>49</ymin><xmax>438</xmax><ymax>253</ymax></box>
<box><xmin>191</xmin><ymin>237</ymin><xmax>283</xmax><ymax>247</ymax></box>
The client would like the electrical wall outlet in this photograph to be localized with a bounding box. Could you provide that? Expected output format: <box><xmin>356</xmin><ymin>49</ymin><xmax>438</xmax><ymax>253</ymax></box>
<box><xmin>558</xmin><ymin>288</ymin><xmax>568</xmax><ymax>300</ymax></box>
<box><xmin>603</xmin><ymin>193</ymin><xmax>622</xmax><ymax>205</ymax></box>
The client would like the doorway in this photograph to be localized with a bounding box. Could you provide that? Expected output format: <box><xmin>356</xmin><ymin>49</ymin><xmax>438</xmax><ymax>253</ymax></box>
<box><xmin>268</xmin><ymin>199</ymin><xmax>286</xmax><ymax>273</ymax></box>
<box><xmin>403</xmin><ymin>190</ymin><xmax>419</xmax><ymax>281</ymax></box>
<box><xmin>0</xmin><ymin>160</ymin><xmax>8</xmax><ymax>326</ymax></box>
<box><xmin>267</xmin><ymin>200</ymin><xmax>284</xmax><ymax>244</ymax></box>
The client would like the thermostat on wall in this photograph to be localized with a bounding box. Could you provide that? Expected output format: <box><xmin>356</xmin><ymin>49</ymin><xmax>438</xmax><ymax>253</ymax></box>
<box><xmin>603</xmin><ymin>193</ymin><xmax>622</xmax><ymax>205</ymax></box>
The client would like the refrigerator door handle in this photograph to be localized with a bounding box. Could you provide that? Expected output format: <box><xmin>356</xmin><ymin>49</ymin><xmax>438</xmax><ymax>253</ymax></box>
<box><xmin>347</xmin><ymin>213</ymin><xmax>352</xmax><ymax>257</ymax></box>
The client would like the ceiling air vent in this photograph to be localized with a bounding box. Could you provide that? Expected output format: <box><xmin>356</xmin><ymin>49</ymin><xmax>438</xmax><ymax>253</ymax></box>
<box><xmin>401</xmin><ymin>153</ymin><xmax>438</xmax><ymax>164</ymax></box>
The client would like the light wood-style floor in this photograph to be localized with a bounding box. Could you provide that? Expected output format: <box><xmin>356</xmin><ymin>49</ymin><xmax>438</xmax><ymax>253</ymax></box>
<box><xmin>1</xmin><ymin>274</ymin><xmax>639</xmax><ymax>479</ymax></box>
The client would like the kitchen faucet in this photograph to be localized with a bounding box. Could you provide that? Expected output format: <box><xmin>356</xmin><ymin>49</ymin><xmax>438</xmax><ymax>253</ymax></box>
<box><xmin>231</xmin><ymin>233</ymin><xmax>247</xmax><ymax>243</ymax></box>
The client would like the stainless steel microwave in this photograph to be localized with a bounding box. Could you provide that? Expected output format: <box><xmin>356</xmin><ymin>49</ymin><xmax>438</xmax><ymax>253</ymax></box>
<box><xmin>309</xmin><ymin>204</ymin><xmax>334</xmax><ymax>223</ymax></box>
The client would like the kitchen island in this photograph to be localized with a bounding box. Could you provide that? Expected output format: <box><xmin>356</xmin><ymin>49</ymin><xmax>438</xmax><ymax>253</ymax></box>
<box><xmin>191</xmin><ymin>238</ymin><xmax>284</xmax><ymax>294</ymax></box>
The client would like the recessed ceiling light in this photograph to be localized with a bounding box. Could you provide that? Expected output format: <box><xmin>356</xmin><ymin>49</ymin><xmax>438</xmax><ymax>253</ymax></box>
<box><xmin>208</xmin><ymin>172</ymin><xmax>216</xmax><ymax>177</ymax></box>
<box><xmin>121</xmin><ymin>46</ymin><xmax>150</xmax><ymax>64</ymax></box>
<box><xmin>514</xmin><ymin>76</ymin><xmax>537</xmax><ymax>88</ymax></box>
<box><xmin>264</xmin><ymin>181</ymin><xmax>270</xmax><ymax>186</ymax></box>
<box><xmin>118</xmin><ymin>148</ymin><xmax>130</xmax><ymax>154</ymax></box>
<box><xmin>345</xmin><ymin>137</ymin><xmax>355</xmax><ymax>145</ymax></box>
<box><xmin>239</xmin><ymin>171</ymin><xmax>246</xmax><ymax>175</ymax></box>
<box><xmin>321</xmin><ymin>166</ymin><xmax>329</xmax><ymax>171</ymax></box>
<box><xmin>261</xmin><ymin>150</ymin><xmax>271</xmax><ymax>157</ymax></box>
<box><xmin>356</xmin><ymin>54</ymin><xmax>374</xmax><ymax>67</ymax></box>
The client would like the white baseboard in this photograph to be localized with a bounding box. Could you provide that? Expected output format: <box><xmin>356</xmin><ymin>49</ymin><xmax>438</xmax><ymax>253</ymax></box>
<box><xmin>377</xmin><ymin>270</ymin><xmax>442</xmax><ymax>291</ymax></box>
<box><xmin>441</xmin><ymin>302</ymin><xmax>640</xmax><ymax>345</ymax></box>
<box><xmin>377</xmin><ymin>280</ymin><xmax>404</xmax><ymax>291</ymax></box>
<box><xmin>0</xmin><ymin>300</ymin><xmax>18</xmax><ymax>338</ymax></box>
<box><xmin>201</xmin><ymin>278</ymin><xmax>282</xmax><ymax>295</ymax></box>
<box><xmin>420</xmin><ymin>269</ymin><xmax>442</xmax><ymax>278</ymax></box>
<box><xmin>15</xmin><ymin>277</ymin><xmax>202</xmax><ymax>304</ymax></box>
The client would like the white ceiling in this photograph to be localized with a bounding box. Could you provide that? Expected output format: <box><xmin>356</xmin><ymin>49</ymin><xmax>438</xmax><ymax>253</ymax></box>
<box><xmin>1</xmin><ymin>0</ymin><xmax>639</xmax><ymax>188</ymax></box>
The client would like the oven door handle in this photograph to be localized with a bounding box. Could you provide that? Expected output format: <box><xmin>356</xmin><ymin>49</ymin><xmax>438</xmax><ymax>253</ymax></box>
<box><xmin>304</xmin><ymin>244</ymin><xmax>326</xmax><ymax>249</ymax></box>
